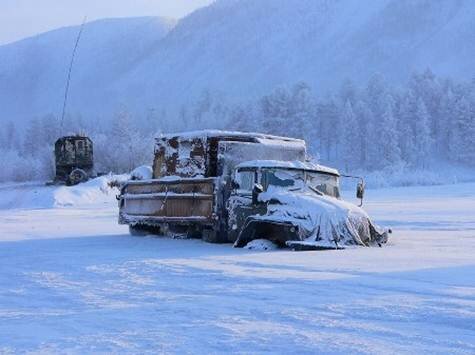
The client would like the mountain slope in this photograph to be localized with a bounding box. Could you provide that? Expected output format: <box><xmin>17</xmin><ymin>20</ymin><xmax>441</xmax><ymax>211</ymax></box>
<box><xmin>1</xmin><ymin>0</ymin><xmax>474</xmax><ymax>127</ymax></box>
<box><xmin>119</xmin><ymin>0</ymin><xmax>475</xmax><ymax>111</ymax></box>
<box><xmin>0</xmin><ymin>17</ymin><xmax>175</xmax><ymax>125</ymax></box>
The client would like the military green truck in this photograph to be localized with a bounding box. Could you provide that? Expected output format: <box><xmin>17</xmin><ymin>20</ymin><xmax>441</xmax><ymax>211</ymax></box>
<box><xmin>53</xmin><ymin>135</ymin><xmax>95</xmax><ymax>186</ymax></box>
<box><xmin>117</xmin><ymin>130</ymin><xmax>389</xmax><ymax>250</ymax></box>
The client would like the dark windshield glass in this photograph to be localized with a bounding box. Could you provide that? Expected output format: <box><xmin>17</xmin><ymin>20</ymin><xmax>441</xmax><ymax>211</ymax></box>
<box><xmin>260</xmin><ymin>168</ymin><xmax>340</xmax><ymax>198</ymax></box>
<box><xmin>261</xmin><ymin>169</ymin><xmax>305</xmax><ymax>191</ymax></box>
<box><xmin>306</xmin><ymin>172</ymin><xmax>340</xmax><ymax>198</ymax></box>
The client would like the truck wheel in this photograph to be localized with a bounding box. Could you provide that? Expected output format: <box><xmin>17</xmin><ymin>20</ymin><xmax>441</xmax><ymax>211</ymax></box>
<box><xmin>202</xmin><ymin>229</ymin><xmax>216</xmax><ymax>243</ymax></box>
<box><xmin>68</xmin><ymin>168</ymin><xmax>88</xmax><ymax>186</ymax></box>
<box><xmin>129</xmin><ymin>225</ymin><xmax>149</xmax><ymax>236</ymax></box>
<box><xmin>202</xmin><ymin>224</ymin><xmax>228</xmax><ymax>243</ymax></box>
<box><xmin>129</xmin><ymin>224</ymin><xmax>160</xmax><ymax>236</ymax></box>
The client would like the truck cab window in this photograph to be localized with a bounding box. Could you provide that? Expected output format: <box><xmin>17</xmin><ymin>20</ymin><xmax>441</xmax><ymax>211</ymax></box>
<box><xmin>236</xmin><ymin>170</ymin><xmax>255</xmax><ymax>192</ymax></box>
<box><xmin>307</xmin><ymin>173</ymin><xmax>340</xmax><ymax>198</ymax></box>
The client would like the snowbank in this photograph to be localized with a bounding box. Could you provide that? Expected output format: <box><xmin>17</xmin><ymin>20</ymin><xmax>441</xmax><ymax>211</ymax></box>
<box><xmin>130</xmin><ymin>166</ymin><xmax>153</xmax><ymax>180</ymax></box>
<box><xmin>340</xmin><ymin>164</ymin><xmax>475</xmax><ymax>190</ymax></box>
<box><xmin>244</xmin><ymin>239</ymin><xmax>279</xmax><ymax>251</ymax></box>
<box><xmin>0</xmin><ymin>174</ymin><xmax>129</xmax><ymax>210</ymax></box>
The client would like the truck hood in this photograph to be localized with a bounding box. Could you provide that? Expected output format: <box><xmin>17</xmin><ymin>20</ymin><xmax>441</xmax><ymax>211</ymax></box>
<box><xmin>255</xmin><ymin>187</ymin><xmax>388</xmax><ymax>248</ymax></box>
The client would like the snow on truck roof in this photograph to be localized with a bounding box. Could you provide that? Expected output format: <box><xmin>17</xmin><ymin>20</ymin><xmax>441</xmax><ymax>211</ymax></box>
<box><xmin>236</xmin><ymin>160</ymin><xmax>340</xmax><ymax>176</ymax></box>
<box><xmin>157</xmin><ymin>130</ymin><xmax>305</xmax><ymax>146</ymax></box>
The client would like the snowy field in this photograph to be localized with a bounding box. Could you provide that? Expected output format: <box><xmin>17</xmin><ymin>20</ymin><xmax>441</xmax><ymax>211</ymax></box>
<box><xmin>0</xmin><ymin>179</ymin><xmax>474</xmax><ymax>354</ymax></box>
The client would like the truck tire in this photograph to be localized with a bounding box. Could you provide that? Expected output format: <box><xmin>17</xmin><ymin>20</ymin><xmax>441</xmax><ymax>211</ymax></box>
<box><xmin>129</xmin><ymin>224</ymin><xmax>161</xmax><ymax>237</ymax></box>
<box><xmin>129</xmin><ymin>225</ymin><xmax>150</xmax><ymax>236</ymax></box>
<box><xmin>202</xmin><ymin>224</ymin><xmax>229</xmax><ymax>243</ymax></box>
<box><xmin>68</xmin><ymin>168</ymin><xmax>88</xmax><ymax>186</ymax></box>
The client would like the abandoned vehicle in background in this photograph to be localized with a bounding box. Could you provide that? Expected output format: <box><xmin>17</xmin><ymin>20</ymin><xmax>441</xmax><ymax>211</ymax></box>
<box><xmin>53</xmin><ymin>135</ymin><xmax>95</xmax><ymax>186</ymax></box>
<box><xmin>117</xmin><ymin>130</ymin><xmax>390</xmax><ymax>250</ymax></box>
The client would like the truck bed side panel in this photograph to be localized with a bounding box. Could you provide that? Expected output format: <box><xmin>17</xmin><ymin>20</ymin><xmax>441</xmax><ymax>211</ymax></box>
<box><xmin>119</xmin><ymin>178</ymin><xmax>216</xmax><ymax>225</ymax></box>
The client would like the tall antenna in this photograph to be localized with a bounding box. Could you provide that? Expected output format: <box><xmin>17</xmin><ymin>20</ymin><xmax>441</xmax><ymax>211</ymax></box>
<box><xmin>60</xmin><ymin>16</ymin><xmax>87</xmax><ymax>134</ymax></box>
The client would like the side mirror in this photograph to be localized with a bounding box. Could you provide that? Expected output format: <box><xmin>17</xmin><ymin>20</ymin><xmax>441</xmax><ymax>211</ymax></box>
<box><xmin>231</xmin><ymin>180</ymin><xmax>240</xmax><ymax>190</ymax></box>
<box><xmin>356</xmin><ymin>181</ymin><xmax>365</xmax><ymax>206</ymax></box>
<box><xmin>252</xmin><ymin>183</ymin><xmax>264</xmax><ymax>204</ymax></box>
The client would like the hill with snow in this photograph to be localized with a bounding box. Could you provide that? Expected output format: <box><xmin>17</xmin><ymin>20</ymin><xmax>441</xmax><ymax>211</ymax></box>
<box><xmin>0</xmin><ymin>16</ymin><xmax>175</xmax><ymax>126</ymax></box>
<box><xmin>1</xmin><ymin>0</ymin><xmax>474</xmax><ymax>126</ymax></box>
<box><xmin>120</xmin><ymin>0</ymin><xmax>475</xmax><ymax>112</ymax></box>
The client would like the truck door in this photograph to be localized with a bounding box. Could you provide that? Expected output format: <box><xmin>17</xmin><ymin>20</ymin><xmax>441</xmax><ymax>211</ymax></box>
<box><xmin>227</xmin><ymin>169</ymin><xmax>259</xmax><ymax>242</ymax></box>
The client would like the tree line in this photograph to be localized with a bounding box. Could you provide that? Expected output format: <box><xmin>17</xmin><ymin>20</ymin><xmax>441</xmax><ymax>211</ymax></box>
<box><xmin>1</xmin><ymin>70</ymin><xmax>474</xmax><ymax>182</ymax></box>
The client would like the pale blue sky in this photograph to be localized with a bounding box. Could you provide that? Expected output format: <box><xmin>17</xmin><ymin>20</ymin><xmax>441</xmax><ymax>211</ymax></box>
<box><xmin>0</xmin><ymin>0</ymin><xmax>214</xmax><ymax>45</ymax></box>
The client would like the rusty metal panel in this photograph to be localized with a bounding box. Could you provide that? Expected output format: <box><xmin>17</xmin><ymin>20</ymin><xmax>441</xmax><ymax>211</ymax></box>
<box><xmin>123</xmin><ymin>198</ymin><xmax>214</xmax><ymax>219</ymax></box>
<box><xmin>125</xmin><ymin>179</ymin><xmax>214</xmax><ymax>195</ymax></box>
<box><xmin>153</xmin><ymin>137</ymin><xmax>207</xmax><ymax>178</ymax></box>
<box><xmin>121</xmin><ymin>179</ymin><xmax>215</xmax><ymax>221</ymax></box>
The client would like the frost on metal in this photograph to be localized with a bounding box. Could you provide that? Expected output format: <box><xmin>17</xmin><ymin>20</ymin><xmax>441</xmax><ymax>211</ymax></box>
<box><xmin>229</xmin><ymin>161</ymin><xmax>389</xmax><ymax>250</ymax></box>
<box><xmin>152</xmin><ymin>130</ymin><xmax>305</xmax><ymax>179</ymax></box>
<box><xmin>255</xmin><ymin>187</ymin><xmax>387</xmax><ymax>249</ymax></box>
<box><xmin>118</xmin><ymin>130</ymin><xmax>389</xmax><ymax>250</ymax></box>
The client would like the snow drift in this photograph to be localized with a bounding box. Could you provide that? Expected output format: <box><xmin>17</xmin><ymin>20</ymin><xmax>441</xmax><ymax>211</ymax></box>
<box><xmin>0</xmin><ymin>175</ymin><xmax>128</xmax><ymax>210</ymax></box>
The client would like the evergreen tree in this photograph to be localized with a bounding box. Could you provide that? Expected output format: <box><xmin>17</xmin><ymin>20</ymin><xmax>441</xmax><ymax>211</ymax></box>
<box><xmin>397</xmin><ymin>92</ymin><xmax>417</xmax><ymax>164</ymax></box>
<box><xmin>193</xmin><ymin>90</ymin><xmax>212</xmax><ymax>128</ymax></box>
<box><xmin>339</xmin><ymin>78</ymin><xmax>358</xmax><ymax>107</ymax></box>
<box><xmin>341</xmin><ymin>101</ymin><xmax>359</xmax><ymax>172</ymax></box>
<box><xmin>1</xmin><ymin>121</ymin><xmax>19</xmax><ymax>150</ymax></box>
<box><xmin>315</xmin><ymin>96</ymin><xmax>339</xmax><ymax>161</ymax></box>
<box><xmin>376</xmin><ymin>95</ymin><xmax>401</xmax><ymax>169</ymax></box>
<box><xmin>290</xmin><ymin>82</ymin><xmax>313</xmax><ymax>139</ymax></box>
<box><xmin>413</xmin><ymin>98</ymin><xmax>433</xmax><ymax>168</ymax></box>
<box><xmin>22</xmin><ymin>118</ymin><xmax>41</xmax><ymax>157</ymax></box>
<box><xmin>448</xmin><ymin>96</ymin><xmax>470</xmax><ymax>162</ymax></box>
<box><xmin>365</xmin><ymin>73</ymin><xmax>388</xmax><ymax>119</ymax></box>
<box><xmin>40</xmin><ymin>114</ymin><xmax>59</xmax><ymax>146</ymax></box>
<box><xmin>260</xmin><ymin>86</ymin><xmax>292</xmax><ymax>137</ymax></box>
<box><xmin>466</xmin><ymin>90</ymin><xmax>475</xmax><ymax>164</ymax></box>
<box><xmin>438</xmin><ymin>87</ymin><xmax>456</xmax><ymax>158</ymax></box>
<box><xmin>353</xmin><ymin>100</ymin><xmax>372</xmax><ymax>169</ymax></box>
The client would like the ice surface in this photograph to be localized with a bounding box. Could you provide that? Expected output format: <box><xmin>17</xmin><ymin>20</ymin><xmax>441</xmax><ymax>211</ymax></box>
<box><xmin>0</xmin><ymin>181</ymin><xmax>474</xmax><ymax>352</ymax></box>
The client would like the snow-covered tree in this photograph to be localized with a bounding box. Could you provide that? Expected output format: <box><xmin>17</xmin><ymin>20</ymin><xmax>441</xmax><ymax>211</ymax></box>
<box><xmin>341</xmin><ymin>101</ymin><xmax>359</xmax><ymax>172</ymax></box>
<box><xmin>353</xmin><ymin>100</ymin><xmax>373</xmax><ymax>168</ymax></box>
<box><xmin>413</xmin><ymin>99</ymin><xmax>433</xmax><ymax>168</ymax></box>
<box><xmin>260</xmin><ymin>86</ymin><xmax>292</xmax><ymax>137</ymax></box>
<box><xmin>339</xmin><ymin>78</ymin><xmax>358</xmax><ymax>107</ymax></box>
<box><xmin>3</xmin><ymin>70</ymin><xmax>475</xmax><ymax>183</ymax></box>
<box><xmin>1</xmin><ymin>121</ymin><xmax>19</xmax><ymax>151</ymax></box>
<box><xmin>397</xmin><ymin>92</ymin><xmax>417</xmax><ymax>164</ymax></box>
<box><xmin>289</xmin><ymin>82</ymin><xmax>314</xmax><ymax>140</ymax></box>
<box><xmin>315</xmin><ymin>95</ymin><xmax>340</xmax><ymax>161</ymax></box>
<box><xmin>22</xmin><ymin>118</ymin><xmax>42</xmax><ymax>157</ymax></box>
<box><xmin>375</xmin><ymin>95</ymin><xmax>401</xmax><ymax>169</ymax></box>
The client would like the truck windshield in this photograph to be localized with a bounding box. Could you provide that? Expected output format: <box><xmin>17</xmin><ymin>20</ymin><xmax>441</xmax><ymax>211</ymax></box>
<box><xmin>306</xmin><ymin>171</ymin><xmax>340</xmax><ymax>198</ymax></box>
<box><xmin>261</xmin><ymin>168</ymin><xmax>340</xmax><ymax>198</ymax></box>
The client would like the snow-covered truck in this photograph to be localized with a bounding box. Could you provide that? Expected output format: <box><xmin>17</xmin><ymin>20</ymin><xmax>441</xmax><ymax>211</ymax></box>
<box><xmin>53</xmin><ymin>135</ymin><xmax>96</xmax><ymax>186</ymax></box>
<box><xmin>117</xmin><ymin>130</ymin><xmax>389</xmax><ymax>249</ymax></box>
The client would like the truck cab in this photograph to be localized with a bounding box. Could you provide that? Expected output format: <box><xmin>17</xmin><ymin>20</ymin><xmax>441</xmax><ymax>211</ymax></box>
<box><xmin>228</xmin><ymin>161</ymin><xmax>363</xmax><ymax>248</ymax></box>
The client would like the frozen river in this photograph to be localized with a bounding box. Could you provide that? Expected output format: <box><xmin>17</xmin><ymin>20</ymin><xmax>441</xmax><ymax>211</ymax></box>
<box><xmin>0</xmin><ymin>181</ymin><xmax>474</xmax><ymax>353</ymax></box>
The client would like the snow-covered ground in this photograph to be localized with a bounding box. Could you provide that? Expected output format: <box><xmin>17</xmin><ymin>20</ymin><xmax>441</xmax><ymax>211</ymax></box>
<box><xmin>0</xmin><ymin>180</ymin><xmax>474</xmax><ymax>353</ymax></box>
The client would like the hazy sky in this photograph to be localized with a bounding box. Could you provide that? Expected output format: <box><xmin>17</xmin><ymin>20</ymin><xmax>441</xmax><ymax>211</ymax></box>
<box><xmin>0</xmin><ymin>0</ymin><xmax>215</xmax><ymax>45</ymax></box>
